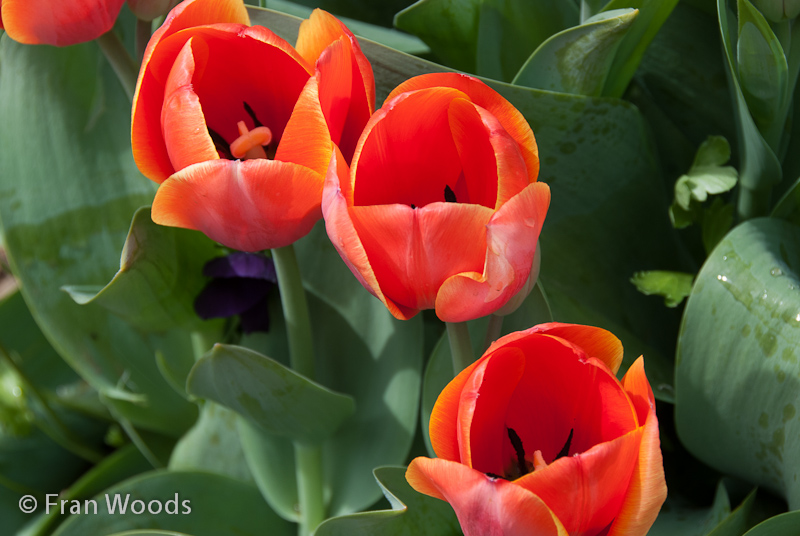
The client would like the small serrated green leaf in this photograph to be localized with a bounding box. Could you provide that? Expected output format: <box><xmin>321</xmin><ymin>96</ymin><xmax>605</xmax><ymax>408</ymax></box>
<box><xmin>186</xmin><ymin>344</ymin><xmax>355</xmax><ymax>445</ymax></box>
<box><xmin>693</xmin><ymin>135</ymin><xmax>733</xmax><ymax>167</ymax></box>
<box><xmin>631</xmin><ymin>271</ymin><xmax>694</xmax><ymax>307</ymax></box>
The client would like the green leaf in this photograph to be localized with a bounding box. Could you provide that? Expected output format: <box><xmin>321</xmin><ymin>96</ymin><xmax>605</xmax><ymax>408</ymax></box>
<box><xmin>257</xmin><ymin>1</ymin><xmax>429</xmax><ymax>54</ymax></box>
<box><xmin>186</xmin><ymin>344</ymin><xmax>355</xmax><ymax>445</ymax></box>
<box><xmin>649</xmin><ymin>480</ymin><xmax>760</xmax><ymax>536</ymax></box>
<box><xmin>168</xmin><ymin>402</ymin><xmax>253</xmax><ymax>484</ymax></box>
<box><xmin>675</xmin><ymin>218</ymin><xmax>800</xmax><ymax>509</ymax></box>
<box><xmin>600</xmin><ymin>0</ymin><xmax>680</xmax><ymax>97</ymax></box>
<box><xmin>0</xmin><ymin>36</ymin><xmax>196</xmax><ymax>435</ymax></box>
<box><xmin>736</xmin><ymin>0</ymin><xmax>790</xmax><ymax>127</ymax></box>
<box><xmin>314</xmin><ymin>467</ymin><xmax>460</xmax><ymax>536</ymax></box>
<box><xmin>743</xmin><ymin>511</ymin><xmax>800</xmax><ymax>536</ymax></box>
<box><xmin>395</xmin><ymin>0</ymin><xmax>578</xmax><ymax>80</ymax></box>
<box><xmin>772</xmin><ymin>174</ymin><xmax>800</xmax><ymax>225</ymax></box>
<box><xmin>52</xmin><ymin>471</ymin><xmax>293</xmax><ymax>536</ymax></box>
<box><xmin>631</xmin><ymin>271</ymin><xmax>694</xmax><ymax>308</ymax></box>
<box><xmin>63</xmin><ymin>207</ymin><xmax>221</xmax><ymax>334</ymax></box>
<box><xmin>105</xmin><ymin>532</ymin><xmax>193</xmax><ymax>536</ymax></box>
<box><xmin>513</xmin><ymin>8</ymin><xmax>638</xmax><ymax>96</ymax></box>
<box><xmin>717</xmin><ymin>0</ymin><xmax>783</xmax><ymax>200</ymax></box>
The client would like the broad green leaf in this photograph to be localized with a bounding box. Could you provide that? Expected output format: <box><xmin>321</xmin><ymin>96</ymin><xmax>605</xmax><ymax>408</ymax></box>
<box><xmin>52</xmin><ymin>471</ymin><xmax>292</xmax><ymax>536</ymax></box>
<box><xmin>259</xmin><ymin>1</ymin><xmax>429</xmax><ymax>54</ymax></box>
<box><xmin>263</xmin><ymin>0</ymin><xmax>416</xmax><ymax>27</ymax></box>
<box><xmin>314</xmin><ymin>467</ymin><xmax>460</xmax><ymax>536</ymax></box>
<box><xmin>743</xmin><ymin>511</ymin><xmax>800</xmax><ymax>536</ymax></box>
<box><xmin>0</xmin><ymin>37</ymin><xmax>196</xmax><ymax>435</ymax></box>
<box><xmin>737</xmin><ymin>0</ymin><xmax>790</xmax><ymax>128</ymax></box>
<box><xmin>513</xmin><ymin>9</ymin><xmax>638</xmax><ymax>97</ymax></box>
<box><xmin>631</xmin><ymin>271</ymin><xmax>694</xmax><ymax>308</ymax></box>
<box><xmin>186</xmin><ymin>344</ymin><xmax>355</xmax><ymax>445</ymax></box>
<box><xmin>600</xmin><ymin>0</ymin><xmax>680</xmax><ymax>97</ymax></box>
<box><xmin>675</xmin><ymin>218</ymin><xmax>800</xmax><ymax>509</ymax></box>
<box><xmin>168</xmin><ymin>402</ymin><xmax>253</xmax><ymax>483</ymax></box>
<box><xmin>63</xmin><ymin>207</ymin><xmax>221</xmax><ymax>334</ymax></box>
<box><xmin>772</xmin><ymin>175</ymin><xmax>800</xmax><ymax>225</ymax></box>
<box><xmin>717</xmin><ymin>0</ymin><xmax>783</xmax><ymax>209</ymax></box>
<box><xmin>395</xmin><ymin>0</ymin><xmax>578</xmax><ymax>80</ymax></box>
<box><xmin>105</xmin><ymin>532</ymin><xmax>192</xmax><ymax>536</ymax></box>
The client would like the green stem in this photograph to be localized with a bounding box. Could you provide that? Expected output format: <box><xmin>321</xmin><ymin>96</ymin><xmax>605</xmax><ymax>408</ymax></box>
<box><xmin>447</xmin><ymin>322</ymin><xmax>474</xmax><ymax>375</ymax></box>
<box><xmin>482</xmin><ymin>314</ymin><xmax>504</xmax><ymax>354</ymax></box>
<box><xmin>96</xmin><ymin>31</ymin><xmax>138</xmax><ymax>101</ymax></box>
<box><xmin>271</xmin><ymin>245</ymin><xmax>325</xmax><ymax>536</ymax></box>
<box><xmin>135</xmin><ymin>18</ymin><xmax>152</xmax><ymax>63</ymax></box>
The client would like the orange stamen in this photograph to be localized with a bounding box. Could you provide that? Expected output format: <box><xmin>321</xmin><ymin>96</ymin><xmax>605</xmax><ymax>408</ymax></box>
<box><xmin>532</xmin><ymin>450</ymin><xmax>548</xmax><ymax>472</ymax></box>
<box><xmin>230</xmin><ymin>120</ymin><xmax>272</xmax><ymax>160</ymax></box>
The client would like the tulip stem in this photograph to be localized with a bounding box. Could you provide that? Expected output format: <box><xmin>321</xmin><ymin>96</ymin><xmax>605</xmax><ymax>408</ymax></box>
<box><xmin>271</xmin><ymin>245</ymin><xmax>326</xmax><ymax>536</ymax></box>
<box><xmin>482</xmin><ymin>314</ymin><xmax>504</xmax><ymax>354</ymax></box>
<box><xmin>96</xmin><ymin>31</ymin><xmax>138</xmax><ymax>102</ymax></box>
<box><xmin>447</xmin><ymin>322</ymin><xmax>475</xmax><ymax>374</ymax></box>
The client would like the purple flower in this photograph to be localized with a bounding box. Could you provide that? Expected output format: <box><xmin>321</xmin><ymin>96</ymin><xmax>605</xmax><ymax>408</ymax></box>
<box><xmin>194</xmin><ymin>252</ymin><xmax>277</xmax><ymax>334</ymax></box>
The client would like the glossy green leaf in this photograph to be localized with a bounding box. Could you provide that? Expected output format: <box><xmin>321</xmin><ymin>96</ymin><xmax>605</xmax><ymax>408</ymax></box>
<box><xmin>743</xmin><ymin>511</ymin><xmax>800</xmax><ymax>536</ymax></box>
<box><xmin>513</xmin><ymin>9</ymin><xmax>638</xmax><ymax>96</ymax></box>
<box><xmin>52</xmin><ymin>471</ymin><xmax>292</xmax><ymax>536</ymax></box>
<box><xmin>737</xmin><ymin>0</ymin><xmax>789</xmax><ymax>127</ymax></box>
<box><xmin>186</xmin><ymin>344</ymin><xmax>355</xmax><ymax>445</ymax></box>
<box><xmin>717</xmin><ymin>0</ymin><xmax>783</xmax><ymax>209</ymax></box>
<box><xmin>600</xmin><ymin>0</ymin><xmax>680</xmax><ymax>97</ymax></box>
<box><xmin>631</xmin><ymin>271</ymin><xmax>694</xmax><ymax>308</ymax></box>
<box><xmin>314</xmin><ymin>467</ymin><xmax>460</xmax><ymax>536</ymax></box>
<box><xmin>168</xmin><ymin>402</ymin><xmax>253</xmax><ymax>484</ymax></box>
<box><xmin>0</xmin><ymin>37</ymin><xmax>196</xmax><ymax>435</ymax></box>
<box><xmin>675</xmin><ymin>218</ymin><xmax>800</xmax><ymax>509</ymax></box>
<box><xmin>63</xmin><ymin>207</ymin><xmax>221</xmax><ymax>334</ymax></box>
<box><xmin>395</xmin><ymin>0</ymin><xmax>578</xmax><ymax>80</ymax></box>
<box><xmin>105</xmin><ymin>532</ymin><xmax>192</xmax><ymax>536</ymax></box>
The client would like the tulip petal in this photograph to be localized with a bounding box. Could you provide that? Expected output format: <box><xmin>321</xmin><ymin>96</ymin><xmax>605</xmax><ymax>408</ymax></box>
<box><xmin>315</xmin><ymin>36</ymin><xmax>373</xmax><ymax>162</ymax></box>
<box><xmin>351</xmin><ymin>202</ymin><xmax>493</xmax><ymax>312</ymax></box>
<box><xmin>274</xmin><ymin>76</ymin><xmax>332</xmax><ymax>176</ymax></box>
<box><xmin>161</xmin><ymin>37</ymin><xmax>219</xmax><ymax>171</ymax></box>
<box><xmin>608</xmin><ymin>358</ymin><xmax>667</xmax><ymax>536</ymax></box>
<box><xmin>296</xmin><ymin>9</ymin><xmax>375</xmax><ymax>112</ymax></box>
<box><xmin>429</xmin><ymin>355</ymin><xmax>487</xmax><ymax>462</ymax></box>
<box><xmin>406</xmin><ymin>457</ymin><xmax>567</xmax><ymax>536</ymax></box>
<box><xmin>132</xmin><ymin>0</ymin><xmax>251</xmax><ymax>181</ymax></box>
<box><xmin>447</xmin><ymin>98</ymin><xmax>499</xmax><ymax>208</ymax></box>
<box><xmin>387</xmin><ymin>73</ymin><xmax>539</xmax><ymax>185</ymax></box>
<box><xmin>458</xmin><ymin>346</ymin><xmax>526</xmax><ymax>474</ymax></box>
<box><xmin>0</xmin><ymin>0</ymin><xmax>125</xmax><ymax>46</ymax></box>
<box><xmin>351</xmin><ymin>87</ymin><xmax>469</xmax><ymax>208</ymax></box>
<box><xmin>435</xmin><ymin>181</ymin><xmax>550</xmax><ymax>322</ymax></box>
<box><xmin>514</xmin><ymin>427</ymin><xmax>643</xmax><ymax>536</ymax></box>
<box><xmin>152</xmin><ymin>158</ymin><xmax>322</xmax><ymax>252</ymax></box>
<box><xmin>519</xmin><ymin>323</ymin><xmax>625</xmax><ymax>375</ymax></box>
<box><xmin>322</xmin><ymin>147</ymin><xmax>418</xmax><ymax>320</ymax></box>
<box><xmin>133</xmin><ymin>21</ymin><xmax>309</xmax><ymax>183</ymax></box>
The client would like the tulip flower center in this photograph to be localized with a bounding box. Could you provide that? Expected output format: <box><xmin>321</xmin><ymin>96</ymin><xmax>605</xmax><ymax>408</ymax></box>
<box><xmin>207</xmin><ymin>102</ymin><xmax>275</xmax><ymax>161</ymax></box>
<box><xmin>497</xmin><ymin>426</ymin><xmax>574</xmax><ymax>480</ymax></box>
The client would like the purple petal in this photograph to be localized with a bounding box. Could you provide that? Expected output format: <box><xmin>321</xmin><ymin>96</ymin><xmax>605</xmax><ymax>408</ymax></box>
<box><xmin>194</xmin><ymin>279</ymin><xmax>271</xmax><ymax>320</ymax></box>
<box><xmin>202</xmin><ymin>252</ymin><xmax>277</xmax><ymax>281</ymax></box>
<box><xmin>239</xmin><ymin>296</ymin><xmax>271</xmax><ymax>334</ymax></box>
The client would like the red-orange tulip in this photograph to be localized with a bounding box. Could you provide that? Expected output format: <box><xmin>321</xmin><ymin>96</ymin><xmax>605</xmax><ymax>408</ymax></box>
<box><xmin>0</xmin><ymin>0</ymin><xmax>125</xmax><ymax>46</ymax></box>
<box><xmin>407</xmin><ymin>323</ymin><xmax>666</xmax><ymax>536</ymax></box>
<box><xmin>132</xmin><ymin>0</ymin><xmax>374</xmax><ymax>252</ymax></box>
<box><xmin>322</xmin><ymin>73</ymin><xmax>549</xmax><ymax>322</ymax></box>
